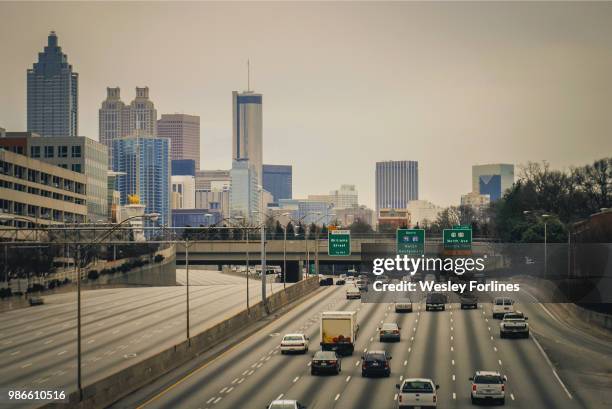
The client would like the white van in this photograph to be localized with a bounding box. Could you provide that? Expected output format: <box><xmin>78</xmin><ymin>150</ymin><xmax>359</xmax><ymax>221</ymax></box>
<box><xmin>492</xmin><ymin>297</ymin><xmax>515</xmax><ymax>319</ymax></box>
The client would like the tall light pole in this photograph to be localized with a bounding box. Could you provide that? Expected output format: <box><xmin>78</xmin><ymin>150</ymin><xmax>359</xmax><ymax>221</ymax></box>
<box><xmin>523</xmin><ymin>211</ymin><xmax>551</xmax><ymax>278</ymax></box>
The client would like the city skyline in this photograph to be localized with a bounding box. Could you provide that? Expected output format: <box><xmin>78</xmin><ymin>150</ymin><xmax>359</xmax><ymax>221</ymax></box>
<box><xmin>1</xmin><ymin>2</ymin><xmax>612</xmax><ymax>208</ymax></box>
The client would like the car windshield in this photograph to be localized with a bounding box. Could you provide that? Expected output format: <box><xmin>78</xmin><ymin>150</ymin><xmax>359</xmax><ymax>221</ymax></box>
<box><xmin>474</xmin><ymin>375</ymin><xmax>503</xmax><ymax>384</ymax></box>
<box><xmin>314</xmin><ymin>351</ymin><xmax>336</xmax><ymax>360</ymax></box>
<box><xmin>495</xmin><ymin>299</ymin><xmax>505</xmax><ymax>305</ymax></box>
<box><xmin>402</xmin><ymin>381</ymin><xmax>434</xmax><ymax>393</ymax></box>
<box><xmin>504</xmin><ymin>299</ymin><xmax>513</xmax><ymax>305</ymax></box>
<box><xmin>283</xmin><ymin>336</ymin><xmax>303</xmax><ymax>341</ymax></box>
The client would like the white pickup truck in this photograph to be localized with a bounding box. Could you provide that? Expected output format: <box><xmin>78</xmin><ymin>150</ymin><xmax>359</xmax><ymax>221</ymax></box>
<box><xmin>320</xmin><ymin>311</ymin><xmax>358</xmax><ymax>356</ymax></box>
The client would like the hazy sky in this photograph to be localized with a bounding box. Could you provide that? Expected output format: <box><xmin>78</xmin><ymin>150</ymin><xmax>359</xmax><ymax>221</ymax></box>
<box><xmin>1</xmin><ymin>1</ymin><xmax>611</xmax><ymax>208</ymax></box>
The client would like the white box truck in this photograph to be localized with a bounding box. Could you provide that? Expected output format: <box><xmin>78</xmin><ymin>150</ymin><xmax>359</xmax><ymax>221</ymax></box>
<box><xmin>320</xmin><ymin>311</ymin><xmax>358</xmax><ymax>355</ymax></box>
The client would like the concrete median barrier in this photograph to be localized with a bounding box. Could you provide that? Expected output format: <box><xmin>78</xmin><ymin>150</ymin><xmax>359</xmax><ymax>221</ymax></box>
<box><xmin>41</xmin><ymin>276</ymin><xmax>320</xmax><ymax>409</ymax></box>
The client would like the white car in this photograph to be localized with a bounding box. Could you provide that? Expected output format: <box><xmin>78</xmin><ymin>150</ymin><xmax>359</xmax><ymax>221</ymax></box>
<box><xmin>280</xmin><ymin>333</ymin><xmax>309</xmax><ymax>354</ymax></box>
<box><xmin>394</xmin><ymin>299</ymin><xmax>413</xmax><ymax>313</ymax></box>
<box><xmin>346</xmin><ymin>285</ymin><xmax>361</xmax><ymax>299</ymax></box>
<box><xmin>396</xmin><ymin>378</ymin><xmax>439</xmax><ymax>408</ymax></box>
<box><xmin>492</xmin><ymin>297</ymin><xmax>515</xmax><ymax>319</ymax></box>
<box><xmin>267</xmin><ymin>400</ymin><xmax>306</xmax><ymax>409</ymax></box>
<box><xmin>470</xmin><ymin>370</ymin><xmax>506</xmax><ymax>405</ymax></box>
<box><xmin>500</xmin><ymin>312</ymin><xmax>529</xmax><ymax>338</ymax></box>
<box><xmin>346</xmin><ymin>276</ymin><xmax>356</xmax><ymax>285</ymax></box>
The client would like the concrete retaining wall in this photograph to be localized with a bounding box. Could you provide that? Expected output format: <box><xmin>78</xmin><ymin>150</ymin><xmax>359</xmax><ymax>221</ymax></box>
<box><xmin>572</xmin><ymin>304</ymin><xmax>612</xmax><ymax>332</ymax></box>
<box><xmin>43</xmin><ymin>276</ymin><xmax>320</xmax><ymax>409</ymax></box>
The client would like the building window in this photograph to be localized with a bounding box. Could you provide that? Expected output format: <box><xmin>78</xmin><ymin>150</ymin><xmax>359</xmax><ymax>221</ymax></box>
<box><xmin>58</xmin><ymin>146</ymin><xmax>68</xmax><ymax>158</ymax></box>
<box><xmin>71</xmin><ymin>146</ymin><xmax>81</xmax><ymax>158</ymax></box>
<box><xmin>44</xmin><ymin>146</ymin><xmax>54</xmax><ymax>158</ymax></box>
<box><xmin>71</xmin><ymin>163</ymin><xmax>82</xmax><ymax>173</ymax></box>
<box><xmin>30</xmin><ymin>146</ymin><xmax>40</xmax><ymax>158</ymax></box>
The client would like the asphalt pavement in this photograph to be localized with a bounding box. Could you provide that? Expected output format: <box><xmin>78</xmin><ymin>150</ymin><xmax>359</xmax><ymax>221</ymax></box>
<box><xmin>125</xmin><ymin>282</ymin><xmax>612</xmax><ymax>409</ymax></box>
<box><xmin>0</xmin><ymin>268</ymin><xmax>287</xmax><ymax>407</ymax></box>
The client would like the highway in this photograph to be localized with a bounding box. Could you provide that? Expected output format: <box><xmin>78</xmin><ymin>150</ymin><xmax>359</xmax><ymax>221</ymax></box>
<box><xmin>0</xmin><ymin>268</ymin><xmax>287</xmax><ymax>405</ymax></box>
<box><xmin>126</xmin><ymin>282</ymin><xmax>612</xmax><ymax>409</ymax></box>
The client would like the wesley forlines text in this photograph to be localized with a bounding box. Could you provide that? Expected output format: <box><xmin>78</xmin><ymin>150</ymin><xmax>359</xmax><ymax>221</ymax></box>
<box><xmin>372</xmin><ymin>280</ymin><xmax>520</xmax><ymax>293</ymax></box>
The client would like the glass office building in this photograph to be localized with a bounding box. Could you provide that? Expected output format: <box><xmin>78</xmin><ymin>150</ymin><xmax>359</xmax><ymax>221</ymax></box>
<box><xmin>112</xmin><ymin>136</ymin><xmax>171</xmax><ymax>228</ymax></box>
<box><xmin>263</xmin><ymin>164</ymin><xmax>292</xmax><ymax>203</ymax></box>
<box><xmin>472</xmin><ymin>164</ymin><xmax>514</xmax><ymax>201</ymax></box>
<box><xmin>27</xmin><ymin>32</ymin><xmax>78</xmax><ymax>138</ymax></box>
<box><xmin>375</xmin><ymin>160</ymin><xmax>419</xmax><ymax>215</ymax></box>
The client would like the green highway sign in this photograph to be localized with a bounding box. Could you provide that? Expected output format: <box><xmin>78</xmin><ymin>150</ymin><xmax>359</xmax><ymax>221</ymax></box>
<box><xmin>328</xmin><ymin>229</ymin><xmax>351</xmax><ymax>256</ymax></box>
<box><xmin>443</xmin><ymin>227</ymin><xmax>472</xmax><ymax>250</ymax></box>
<box><xmin>397</xmin><ymin>229</ymin><xmax>425</xmax><ymax>255</ymax></box>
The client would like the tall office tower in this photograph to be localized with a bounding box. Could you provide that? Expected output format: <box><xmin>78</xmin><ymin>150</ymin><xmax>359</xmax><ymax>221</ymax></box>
<box><xmin>262</xmin><ymin>164</ymin><xmax>292</xmax><ymax>203</ymax></box>
<box><xmin>27</xmin><ymin>31</ymin><xmax>78</xmax><ymax>137</ymax></box>
<box><xmin>128</xmin><ymin>87</ymin><xmax>157</xmax><ymax>137</ymax></box>
<box><xmin>232</xmin><ymin>91</ymin><xmax>263</xmax><ymax>184</ymax></box>
<box><xmin>112</xmin><ymin>136</ymin><xmax>171</xmax><ymax>228</ymax></box>
<box><xmin>230</xmin><ymin>159</ymin><xmax>260</xmax><ymax>223</ymax></box>
<box><xmin>99</xmin><ymin>87</ymin><xmax>158</xmax><ymax>163</ymax></box>
<box><xmin>375</xmin><ymin>160</ymin><xmax>419</xmax><ymax>215</ymax></box>
<box><xmin>99</xmin><ymin>87</ymin><xmax>128</xmax><ymax>163</ymax></box>
<box><xmin>158</xmin><ymin>114</ymin><xmax>200</xmax><ymax>169</ymax></box>
<box><xmin>472</xmin><ymin>164</ymin><xmax>514</xmax><ymax>201</ymax></box>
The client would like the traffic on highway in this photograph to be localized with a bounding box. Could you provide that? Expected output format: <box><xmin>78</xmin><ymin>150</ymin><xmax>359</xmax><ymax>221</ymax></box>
<box><xmin>116</xmin><ymin>272</ymin><xmax>611</xmax><ymax>409</ymax></box>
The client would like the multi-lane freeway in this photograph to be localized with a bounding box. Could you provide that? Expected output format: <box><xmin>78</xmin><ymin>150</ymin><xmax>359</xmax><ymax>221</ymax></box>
<box><xmin>121</xmin><ymin>282</ymin><xmax>612</xmax><ymax>409</ymax></box>
<box><xmin>0</xmin><ymin>269</ymin><xmax>286</xmax><ymax>405</ymax></box>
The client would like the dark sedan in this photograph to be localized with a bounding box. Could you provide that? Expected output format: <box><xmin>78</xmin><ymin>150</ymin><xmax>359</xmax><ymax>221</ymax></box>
<box><xmin>311</xmin><ymin>350</ymin><xmax>341</xmax><ymax>375</ymax></box>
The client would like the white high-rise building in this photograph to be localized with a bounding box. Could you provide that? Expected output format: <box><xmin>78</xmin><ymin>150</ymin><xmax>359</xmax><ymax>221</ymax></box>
<box><xmin>230</xmin><ymin>159</ymin><xmax>261</xmax><ymax>223</ymax></box>
<box><xmin>171</xmin><ymin>175</ymin><xmax>196</xmax><ymax>209</ymax></box>
<box><xmin>232</xmin><ymin>91</ymin><xmax>263</xmax><ymax>184</ymax></box>
<box><xmin>330</xmin><ymin>184</ymin><xmax>358</xmax><ymax>209</ymax></box>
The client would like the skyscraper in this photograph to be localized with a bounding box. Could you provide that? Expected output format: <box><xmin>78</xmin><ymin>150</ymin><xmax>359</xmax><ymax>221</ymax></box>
<box><xmin>27</xmin><ymin>31</ymin><xmax>78</xmax><ymax>137</ymax></box>
<box><xmin>230</xmin><ymin>159</ymin><xmax>260</xmax><ymax>223</ymax></box>
<box><xmin>112</xmin><ymin>136</ymin><xmax>171</xmax><ymax>228</ymax></box>
<box><xmin>472</xmin><ymin>164</ymin><xmax>514</xmax><ymax>201</ymax></box>
<box><xmin>99</xmin><ymin>87</ymin><xmax>157</xmax><ymax>163</ymax></box>
<box><xmin>375</xmin><ymin>160</ymin><xmax>419</xmax><ymax>215</ymax></box>
<box><xmin>158</xmin><ymin>114</ymin><xmax>200</xmax><ymax>169</ymax></box>
<box><xmin>262</xmin><ymin>164</ymin><xmax>292</xmax><ymax>203</ymax></box>
<box><xmin>232</xmin><ymin>91</ymin><xmax>263</xmax><ymax>184</ymax></box>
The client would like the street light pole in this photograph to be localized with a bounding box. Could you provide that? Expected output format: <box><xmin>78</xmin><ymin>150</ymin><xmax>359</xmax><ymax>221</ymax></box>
<box><xmin>76</xmin><ymin>243</ymin><xmax>82</xmax><ymax>400</ymax></box>
<box><xmin>246</xmin><ymin>228</ymin><xmax>250</xmax><ymax>312</ymax></box>
<box><xmin>261</xmin><ymin>218</ymin><xmax>267</xmax><ymax>310</ymax></box>
<box><xmin>283</xmin><ymin>226</ymin><xmax>287</xmax><ymax>289</ymax></box>
<box><xmin>542</xmin><ymin>214</ymin><xmax>550</xmax><ymax>278</ymax></box>
<box><xmin>185</xmin><ymin>238</ymin><xmax>190</xmax><ymax>341</ymax></box>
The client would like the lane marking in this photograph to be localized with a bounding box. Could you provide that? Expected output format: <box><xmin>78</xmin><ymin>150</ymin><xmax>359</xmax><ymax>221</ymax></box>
<box><xmin>276</xmin><ymin>393</ymin><xmax>284</xmax><ymax>400</ymax></box>
<box><xmin>511</xmin><ymin>393</ymin><xmax>515</xmax><ymax>400</ymax></box>
<box><xmin>206</xmin><ymin>397</ymin><xmax>215</xmax><ymax>404</ymax></box>
<box><xmin>21</xmin><ymin>362</ymin><xmax>32</xmax><ymax>369</ymax></box>
<box><xmin>213</xmin><ymin>397</ymin><xmax>221</xmax><ymax>404</ymax></box>
<box><xmin>334</xmin><ymin>394</ymin><xmax>340</xmax><ymax>401</ymax></box>
<box><xmin>226</xmin><ymin>387</ymin><xmax>234</xmax><ymax>394</ymax></box>
<box><xmin>293</xmin><ymin>376</ymin><xmax>299</xmax><ymax>383</ymax></box>
<box><xmin>452</xmin><ymin>374</ymin><xmax>455</xmax><ymax>381</ymax></box>
<box><xmin>531</xmin><ymin>335</ymin><xmax>573</xmax><ymax>400</ymax></box>
<box><xmin>453</xmin><ymin>392</ymin><xmax>456</xmax><ymax>399</ymax></box>
<box><xmin>345</xmin><ymin>376</ymin><xmax>351</xmax><ymax>382</ymax></box>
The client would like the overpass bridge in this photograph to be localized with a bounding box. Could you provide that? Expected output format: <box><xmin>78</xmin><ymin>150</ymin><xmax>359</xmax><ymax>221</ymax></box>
<box><xmin>176</xmin><ymin>239</ymin><xmax>499</xmax><ymax>280</ymax></box>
